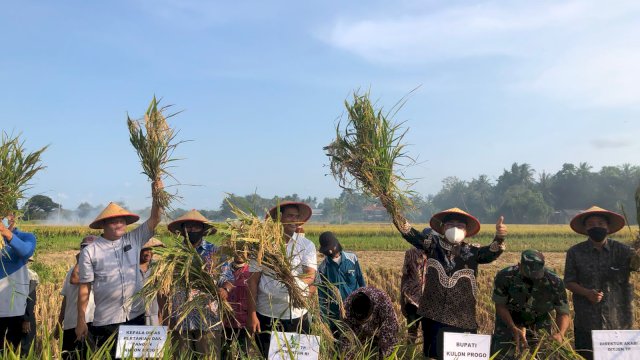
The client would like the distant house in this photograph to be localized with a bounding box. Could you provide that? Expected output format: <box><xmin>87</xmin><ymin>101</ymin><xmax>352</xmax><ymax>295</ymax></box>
<box><xmin>549</xmin><ymin>209</ymin><xmax>581</xmax><ymax>224</ymax></box>
<box><xmin>363</xmin><ymin>204</ymin><xmax>388</xmax><ymax>221</ymax></box>
<box><xmin>311</xmin><ymin>208</ymin><xmax>323</xmax><ymax>219</ymax></box>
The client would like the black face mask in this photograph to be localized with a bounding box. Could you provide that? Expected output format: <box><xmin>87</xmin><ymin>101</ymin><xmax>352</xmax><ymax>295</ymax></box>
<box><xmin>187</xmin><ymin>231</ymin><xmax>204</xmax><ymax>245</ymax></box>
<box><xmin>587</xmin><ymin>227</ymin><xmax>608</xmax><ymax>242</ymax></box>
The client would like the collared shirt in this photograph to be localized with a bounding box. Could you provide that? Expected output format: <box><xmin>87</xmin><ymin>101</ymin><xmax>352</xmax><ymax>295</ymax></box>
<box><xmin>564</xmin><ymin>238</ymin><xmax>640</xmax><ymax>331</ymax></box>
<box><xmin>400</xmin><ymin>247</ymin><xmax>427</xmax><ymax>313</ymax></box>
<box><xmin>78</xmin><ymin>221</ymin><xmax>153</xmax><ymax>326</ymax></box>
<box><xmin>249</xmin><ymin>234</ymin><xmax>317</xmax><ymax>320</ymax></box>
<box><xmin>317</xmin><ymin>251</ymin><xmax>366</xmax><ymax>320</ymax></box>
<box><xmin>0</xmin><ymin>228</ymin><xmax>36</xmax><ymax>317</ymax></box>
<box><xmin>341</xmin><ymin>286</ymin><xmax>399</xmax><ymax>359</ymax></box>
<box><xmin>61</xmin><ymin>266</ymin><xmax>95</xmax><ymax>330</ymax></box>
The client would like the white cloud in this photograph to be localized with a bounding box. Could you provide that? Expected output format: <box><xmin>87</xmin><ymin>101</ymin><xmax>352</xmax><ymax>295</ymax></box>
<box><xmin>320</xmin><ymin>0</ymin><xmax>640</xmax><ymax>108</ymax></box>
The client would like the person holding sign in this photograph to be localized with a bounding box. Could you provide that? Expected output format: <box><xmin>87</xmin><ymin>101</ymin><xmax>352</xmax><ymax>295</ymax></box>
<box><xmin>247</xmin><ymin>202</ymin><xmax>318</xmax><ymax>358</ymax></box>
<box><xmin>491</xmin><ymin>249</ymin><xmax>570</xmax><ymax>359</ymax></box>
<box><xmin>564</xmin><ymin>206</ymin><xmax>640</xmax><ymax>360</ymax></box>
<box><xmin>76</xmin><ymin>180</ymin><xmax>163</xmax><ymax>356</ymax></box>
<box><xmin>394</xmin><ymin>208</ymin><xmax>508</xmax><ymax>359</ymax></box>
<box><xmin>316</xmin><ymin>231</ymin><xmax>366</xmax><ymax>335</ymax></box>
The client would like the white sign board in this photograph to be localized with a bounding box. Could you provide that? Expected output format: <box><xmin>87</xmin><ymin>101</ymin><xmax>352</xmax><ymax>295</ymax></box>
<box><xmin>116</xmin><ymin>325</ymin><xmax>168</xmax><ymax>359</ymax></box>
<box><xmin>443</xmin><ymin>332</ymin><xmax>491</xmax><ymax>360</ymax></box>
<box><xmin>267</xmin><ymin>332</ymin><xmax>320</xmax><ymax>360</ymax></box>
<box><xmin>592</xmin><ymin>330</ymin><xmax>640</xmax><ymax>360</ymax></box>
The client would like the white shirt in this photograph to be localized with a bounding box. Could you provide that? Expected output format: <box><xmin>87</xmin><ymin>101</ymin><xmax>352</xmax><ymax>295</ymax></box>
<box><xmin>78</xmin><ymin>221</ymin><xmax>152</xmax><ymax>326</ymax></box>
<box><xmin>61</xmin><ymin>267</ymin><xmax>95</xmax><ymax>330</ymax></box>
<box><xmin>140</xmin><ymin>266</ymin><xmax>160</xmax><ymax>326</ymax></box>
<box><xmin>250</xmin><ymin>234</ymin><xmax>317</xmax><ymax>319</ymax></box>
<box><xmin>0</xmin><ymin>266</ymin><xmax>28</xmax><ymax>317</ymax></box>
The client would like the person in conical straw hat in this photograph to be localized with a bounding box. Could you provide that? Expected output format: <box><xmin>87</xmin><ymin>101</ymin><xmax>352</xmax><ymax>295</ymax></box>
<box><xmin>75</xmin><ymin>180</ymin><xmax>164</xmax><ymax>355</ymax></box>
<box><xmin>167</xmin><ymin>209</ymin><xmax>233</xmax><ymax>357</ymax></box>
<box><xmin>564</xmin><ymin>206</ymin><xmax>640</xmax><ymax>360</ymax></box>
<box><xmin>394</xmin><ymin>207</ymin><xmax>508</xmax><ymax>360</ymax></box>
<box><xmin>139</xmin><ymin>238</ymin><xmax>164</xmax><ymax>326</ymax></box>
<box><xmin>247</xmin><ymin>201</ymin><xmax>317</xmax><ymax>358</ymax></box>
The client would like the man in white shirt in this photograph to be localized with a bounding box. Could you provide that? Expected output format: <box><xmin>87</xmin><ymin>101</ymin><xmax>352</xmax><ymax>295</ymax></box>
<box><xmin>247</xmin><ymin>201</ymin><xmax>318</xmax><ymax>358</ymax></box>
<box><xmin>57</xmin><ymin>235</ymin><xmax>97</xmax><ymax>359</ymax></box>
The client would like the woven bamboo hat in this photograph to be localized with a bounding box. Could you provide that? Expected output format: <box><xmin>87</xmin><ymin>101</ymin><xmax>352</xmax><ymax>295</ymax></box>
<box><xmin>267</xmin><ymin>201</ymin><xmax>313</xmax><ymax>224</ymax></box>
<box><xmin>142</xmin><ymin>237</ymin><xmax>165</xmax><ymax>249</ymax></box>
<box><xmin>430</xmin><ymin>207</ymin><xmax>481</xmax><ymax>237</ymax></box>
<box><xmin>570</xmin><ymin>206</ymin><xmax>625</xmax><ymax>235</ymax></box>
<box><xmin>89</xmin><ymin>202</ymin><xmax>140</xmax><ymax>230</ymax></box>
<box><xmin>167</xmin><ymin>209</ymin><xmax>215</xmax><ymax>235</ymax></box>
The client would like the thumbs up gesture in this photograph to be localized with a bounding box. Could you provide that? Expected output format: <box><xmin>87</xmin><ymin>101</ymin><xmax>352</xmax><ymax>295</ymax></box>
<box><xmin>495</xmin><ymin>216</ymin><xmax>508</xmax><ymax>239</ymax></box>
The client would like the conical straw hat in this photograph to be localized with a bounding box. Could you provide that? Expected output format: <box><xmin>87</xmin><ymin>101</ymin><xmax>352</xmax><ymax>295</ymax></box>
<box><xmin>89</xmin><ymin>202</ymin><xmax>140</xmax><ymax>230</ymax></box>
<box><xmin>142</xmin><ymin>237</ymin><xmax>165</xmax><ymax>249</ymax></box>
<box><xmin>167</xmin><ymin>209</ymin><xmax>215</xmax><ymax>234</ymax></box>
<box><xmin>267</xmin><ymin>201</ymin><xmax>313</xmax><ymax>224</ymax></box>
<box><xmin>570</xmin><ymin>205</ymin><xmax>625</xmax><ymax>235</ymax></box>
<box><xmin>430</xmin><ymin>207</ymin><xmax>481</xmax><ymax>237</ymax></box>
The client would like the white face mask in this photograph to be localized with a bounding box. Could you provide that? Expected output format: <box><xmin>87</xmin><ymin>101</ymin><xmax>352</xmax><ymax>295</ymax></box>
<box><xmin>444</xmin><ymin>227</ymin><xmax>466</xmax><ymax>243</ymax></box>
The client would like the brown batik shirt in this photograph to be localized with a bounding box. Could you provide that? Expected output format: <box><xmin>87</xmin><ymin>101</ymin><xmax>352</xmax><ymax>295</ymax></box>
<box><xmin>401</xmin><ymin>227</ymin><xmax>505</xmax><ymax>330</ymax></box>
<box><xmin>564</xmin><ymin>238</ymin><xmax>640</xmax><ymax>332</ymax></box>
<box><xmin>400</xmin><ymin>247</ymin><xmax>427</xmax><ymax>315</ymax></box>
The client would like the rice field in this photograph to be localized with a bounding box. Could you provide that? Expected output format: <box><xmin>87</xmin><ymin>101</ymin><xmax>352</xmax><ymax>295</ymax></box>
<box><xmin>7</xmin><ymin>223</ymin><xmax>640</xmax><ymax>358</ymax></box>
<box><xmin>23</xmin><ymin>222</ymin><xmax>638</xmax><ymax>252</ymax></box>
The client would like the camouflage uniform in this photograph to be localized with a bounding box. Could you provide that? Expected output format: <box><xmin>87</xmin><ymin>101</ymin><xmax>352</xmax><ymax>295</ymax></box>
<box><xmin>491</xmin><ymin>250</ymin><xmax>570</xmax><ymax>359</ymax></box>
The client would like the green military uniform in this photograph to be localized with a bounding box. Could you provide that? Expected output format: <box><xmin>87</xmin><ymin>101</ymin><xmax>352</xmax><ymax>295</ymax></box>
<box><xmin>491</xmin><ymin>250</ymin><xmax>570</xmax><ymax>359</ymax></box>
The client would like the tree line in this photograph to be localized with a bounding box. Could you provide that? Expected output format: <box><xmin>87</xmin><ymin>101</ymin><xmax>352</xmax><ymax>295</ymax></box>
<box><xmin>23</xmin><ymin>162</ymin><xmax>640</xmax><ymax>224</ymax></box>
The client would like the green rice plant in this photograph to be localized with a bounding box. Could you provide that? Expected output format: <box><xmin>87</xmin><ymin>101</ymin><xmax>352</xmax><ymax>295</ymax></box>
<box><xmin>0</xmin><ymin>132</ymin><xmax>47</xmax><ymax>226</ymax></box>
<box><xmin>324</xmin><ymin>90</ymin><xmax>415</xmax><ymax>232</ymax></box>
<box><xmin>128</xmin><ymin>96</ymin><xmax>184</xmax><ymax>211</ymax></box>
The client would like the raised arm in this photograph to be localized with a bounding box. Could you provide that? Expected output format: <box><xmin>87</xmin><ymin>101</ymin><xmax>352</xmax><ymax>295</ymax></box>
<box><xmin>477</xmin><ymin>216</ymin><xmax>507</xmax><ymax>264</ymax></box>
<box><xmin>147</xmin><ymin>179</ymin><xmax>164</xmax><ymax>232</ymax></box>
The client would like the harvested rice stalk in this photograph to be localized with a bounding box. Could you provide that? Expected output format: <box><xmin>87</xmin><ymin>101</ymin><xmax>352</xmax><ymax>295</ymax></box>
<box><xmin>324</xmin><ymin>90</ymin><xmax>415</xmax><ymax>232</ymax></box>
<box><xmin>0</xmin><ymin>132</ymin><xmax>47</xmax><ymax>225</ymax></box>
<box><xmin>128</xmin><ymin>96</ymin><xmax>184</xmax><ymax>211</ymax></box>
<box><xmin>216</xmin><ymin>201</ymin><xmax>308</xmax><ymax>309</ymax></box>
<box><xmin>139</xmin><ymin>238</ymin><xmax>232</xmax><ymax>331</ymax></box>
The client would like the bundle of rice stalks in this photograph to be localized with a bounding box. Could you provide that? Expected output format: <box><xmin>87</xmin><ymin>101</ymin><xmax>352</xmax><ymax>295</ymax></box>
<box><xmin>139</xmin><ymin>238</ymin><xmax>232</xmax><ymax>332</ymax></box>
<box><xmin>128</xmin><ymin>96</ymin><xmax>184</xmax><ymax>211</ymax></box>
<box><xmin>324</xmin><ymin>90</ymin><xmax>415</xmax><ymax>231</ymax></box>
<box><xmin>0</xmin><ymin>132</ymin><xmax>47</xmax><ymax>233</ymax></box>
<box><xmin>217</xmin><ymin>201</ymin><xmax>308</xmax><ymax>309</ymax></box>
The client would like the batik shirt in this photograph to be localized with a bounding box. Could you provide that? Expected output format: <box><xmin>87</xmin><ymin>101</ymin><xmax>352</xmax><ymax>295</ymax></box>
<box><xmin>400</xmin><ymin>247</ymin><xmax>427</xmax><ymax>315</ymax></box>
<box><xmin>171</xmin><ymin>240</ymin><xmax>234</xmax><ymax>331</ymax></box>
<box><xmin>564</xmin><ymin>238</ymin><xmax>640</xmax><ymax>332</ymax></box>
<box><xmin>491</xmin><ymin>265</ymin><xmax>569</xmax><ymax>352</ymax></box>
<box><xmin>401</xmin><ymin>227</ymin><xmax>504</xmax><ymax>329</ymax></box>
<box><xmin>341</xmin><ymin>286</ymin><xmax>399</xmax><ymax>359</ymax></box>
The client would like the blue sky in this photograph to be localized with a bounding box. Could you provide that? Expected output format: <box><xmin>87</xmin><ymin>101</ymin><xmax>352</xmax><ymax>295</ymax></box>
<box><xmin>2</xmin><ymin>0</ymin><xmax>640</xmax><ymax>211</ymax></box>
